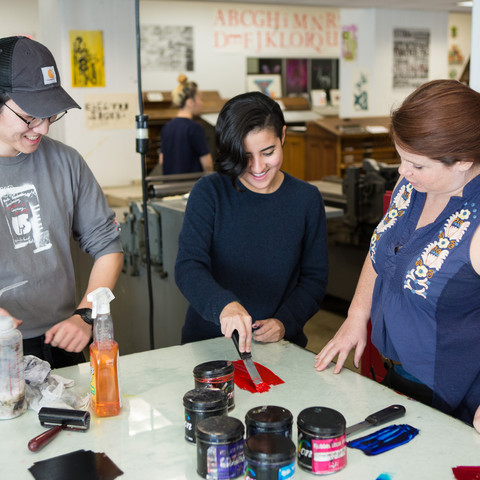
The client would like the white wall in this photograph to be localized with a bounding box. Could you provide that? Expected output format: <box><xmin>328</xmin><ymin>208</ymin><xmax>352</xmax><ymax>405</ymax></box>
<box><xmin>140</xmin><ymin>0</ymin><xmax>247</xmax><ymax>99</ymax></box>
<box><xmin>141</xmin><ymin>2</ymin><xmax>450</xmax><ymax>119</ymax></box>
<box><xmin>139</xmin><ymin>0</ymin><xmax>341</xmax><ymax>99</ymax></box>
<box><xmin>37</xmin><ymin>0</ymin><xmax>141</xmax><ymax>187</ymax></box>
<box><xmin>2</xmin><ymin>2</ymin><xmax>464</xmax><ymax>183</ymax></box>
<box><xmin>471</xmin><ymin>0</ymin><xmax>480</xmax><ymax>91</ymax></box>
<box><xmin>340</xmin><ymin>9</ymin><xmax>449</xmax><ymax>118</ymax></box>
<box><xmin>0</xmin><ymin>0</ymin><xmax>39</xmax><ymax>38</ymax></box>
<box><xmin>338</xmin><ymin>9</ymin><xmax>375</xmax><ymax>118</ymax></box>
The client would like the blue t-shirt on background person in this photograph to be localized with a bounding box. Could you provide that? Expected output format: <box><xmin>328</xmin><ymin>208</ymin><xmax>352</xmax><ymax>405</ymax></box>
<box><xmin>161</xmin><ymin>117</ymin><xmax>210</xmax><ymax>174</ymax></box>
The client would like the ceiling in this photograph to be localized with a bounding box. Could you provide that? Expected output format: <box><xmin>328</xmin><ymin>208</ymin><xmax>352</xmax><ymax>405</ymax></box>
<box><xmin>180</xmin><ymin>0</ymin><xmax>472</xmax><ymax>14</ymax></box>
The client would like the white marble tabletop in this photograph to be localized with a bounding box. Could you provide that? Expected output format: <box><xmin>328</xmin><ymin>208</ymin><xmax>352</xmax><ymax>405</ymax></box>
<box><xmin>2</xmin><ymin>338</ymin><xmax>479</xmax><ymax>479</ymax></box>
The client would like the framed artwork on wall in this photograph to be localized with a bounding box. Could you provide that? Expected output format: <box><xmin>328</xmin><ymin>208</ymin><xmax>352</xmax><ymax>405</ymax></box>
<box><xmin>310</xmin><ymin>89</ymin><xmax>327</xmax><ymax>107</ymax></box>
<box><xmin>311</xmin><ymin>59</ymin><xmax>339</xmax><ymax>90</ymax></box>
<box><xmin>258</xmin><ymin>58</ymin><xmax>283</xmax><ymax>75</ymax></box>
<box><xmin>246</xmin><ymin>57</ymin><xmax>340</xmax><ymax>102</ymax></box>
<box><xmin>285</xmin><ymin>59</ymin><xmax>308</xmax><ymax>96</ymax></box>
<box><xmin>246</xmin><ymin>74</ymin><xmax>282</xmax><ymax>98</ymax></box>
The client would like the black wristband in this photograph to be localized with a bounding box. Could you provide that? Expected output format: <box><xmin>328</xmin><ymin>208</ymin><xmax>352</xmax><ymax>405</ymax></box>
<box><xmin>73</xmin><ymin>308</ymin><xmax>93</xmax><ymax>325</ymax></box>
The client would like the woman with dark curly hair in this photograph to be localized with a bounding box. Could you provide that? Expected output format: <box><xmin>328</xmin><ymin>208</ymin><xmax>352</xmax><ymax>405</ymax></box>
<box><xmin>175</xmin><ymin>91</ymin><xmax>328</xmax><ymax>353</ymax></box>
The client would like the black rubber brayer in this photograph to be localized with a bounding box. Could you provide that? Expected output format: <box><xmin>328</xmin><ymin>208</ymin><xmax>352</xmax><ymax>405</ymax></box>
<box><xmin>28</xmin><ymin>407</ymin><xmax>90</xmax><ymax>452</ymax></box>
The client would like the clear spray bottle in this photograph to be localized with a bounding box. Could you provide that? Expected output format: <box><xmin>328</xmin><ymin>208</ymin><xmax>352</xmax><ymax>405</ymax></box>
<box><xmin>87</xmin><ymin>287</ymin><xmax>121</xmax><ymax>417</ymax></box>
<box><xmin>0</xmin><ymin>314</ymin><xmax>26</xmax><ymax>419</ymax></box>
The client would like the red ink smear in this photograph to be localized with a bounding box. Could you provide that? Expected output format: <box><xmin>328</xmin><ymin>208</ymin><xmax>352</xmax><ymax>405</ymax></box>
<box><xmin>232</xmin><ymin>360</ymin><xmax>284</xmax><ymax>393</ymax></box>
<box><xmin>452</xmin><ymin>466</ymin><xmax>480</xmax><ymax>480</ymax></box>
<box><xmin>255</xmin><ymin>381</ymin><xmax>270</xmax><ymax>393</ymax></box>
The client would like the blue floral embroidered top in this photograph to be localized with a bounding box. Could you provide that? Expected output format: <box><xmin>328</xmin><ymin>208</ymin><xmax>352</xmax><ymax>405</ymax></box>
<box><xmin>369</xmin><ymin>175</ymin><xmax>480</xmax><ymax>425</ymax></box>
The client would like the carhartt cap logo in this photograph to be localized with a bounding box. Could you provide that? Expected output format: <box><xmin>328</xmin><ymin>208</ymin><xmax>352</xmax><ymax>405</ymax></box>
<box><xmin>41</xmin><ymin>66</ymin><xmax>57</xmax><ymax>85</ymax></box>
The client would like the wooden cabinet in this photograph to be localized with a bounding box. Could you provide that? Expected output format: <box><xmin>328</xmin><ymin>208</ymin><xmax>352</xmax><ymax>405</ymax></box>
<box><xmin>282</xmin><ymin>116</ymin><xmax>398</xmax><ymax>181</ymax></box>
<box><xmin>282</xmin><ymin>130</ymin><xmax>306</xmax><ymax>180</ymax></box>
<box><xmin>305</xmin><ymin>116</ymin><xmax>398</xmax><ymax>178</ymax></box>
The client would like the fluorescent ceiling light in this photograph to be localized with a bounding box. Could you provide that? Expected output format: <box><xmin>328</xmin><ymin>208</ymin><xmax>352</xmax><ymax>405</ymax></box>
<box><xmin>456</xmin><ymin>1</ymin><xmax>473</xmax><ymax>6</ymax></box>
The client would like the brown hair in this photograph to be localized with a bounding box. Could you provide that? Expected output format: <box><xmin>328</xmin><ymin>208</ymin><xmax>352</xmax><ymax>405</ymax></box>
<box><xmin>391</xmin><ymin>79</ymin><xmax>480</xmax><ymax>165</ymax></box>
<box><xmin>171</xmin><ymin>74</ymin><xmax>198</xmax><ymax>108</ymax></box>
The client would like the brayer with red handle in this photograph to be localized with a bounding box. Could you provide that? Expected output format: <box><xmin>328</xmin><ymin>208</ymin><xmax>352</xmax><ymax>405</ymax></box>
<box><xmin>28</xmin><ymin>407</ymin><xmax>90</xmax><ymax>452</ymax></box>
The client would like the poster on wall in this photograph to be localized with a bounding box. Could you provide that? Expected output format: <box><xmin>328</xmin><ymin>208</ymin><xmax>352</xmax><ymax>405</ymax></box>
<box><xmin>84</xmin><ymin>93</ymin><xmax>137</xmax><ymax>130</ymax></box>
<box><xmin>342</xmin><ymin>25</ymin><xmax>358</xmax><ymax>61</ymax></box>
<box><xmin>258</xmin><ymin>58</ymin><xmax>283</xmax><ymax>75</ymax></box>
<box><xmin>141</xmin><ymin>25</ymin><xmax>194</xmax><ymax>72</ymax></box>
<box><xmin>286</xmin><ymin>59</ymin><xmax>308</xmax><ymax>96</ymax></box>
<box><xmin>393</xmin><ymin>28</ymin><xmax>430</xmax><ymax>89</ymax></box>
<box><xmin>70</xmin><ymin>30</ymin><xmax>105</xmax><ymax>87</ymax></box>
<box><xmin>246</xmin><ymin>74</ymin><xmax>282</xmax><ymax>98</ymax></box>
<box><xmin>448</xmin><ymin>24</ymin><xmax>467</xmax><ymax>80</ymax></box>
<box><xmin>311</xmin><ymin>59</ymin><xmax>339</xmax><ymax>90</ymax></box>
<box><xmin>353</xmin><ymin>68</ymin><xmax>369</xmax><ymax>112</ymax></box>
<box><xmin>212</xmin><ymin>6</ymin><xmax>340</xmax><ymax>56</ymax></box>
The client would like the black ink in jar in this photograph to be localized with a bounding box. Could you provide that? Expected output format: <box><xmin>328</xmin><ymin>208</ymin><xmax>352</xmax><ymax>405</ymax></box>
<box><xmin>244</xmin><ymin>433</ymin><xmax>296</xmax><ymax>480</ymax></box>
<box><xmin>194</xmin><ymin>360</ymin><xmax>235</xmax><ymax>411</ymax></box>
<box><xmin>245</xmin><ymin>405</ymin><xmax>293</xmax><ymax>439</ymax></box>
<box><xmin>297</xmin><ymin>406</ymin><xmax>347</xmax><ymax>475</ymax></box>
<box><xmin>183</xmin><ymin>388</ymin><xmax>228</xmax><ymax>443</ymax></box>
<box><xmin>196</xmin><ymin>415</ymin><xmax>245</xmax><ymax>479</ymax></box>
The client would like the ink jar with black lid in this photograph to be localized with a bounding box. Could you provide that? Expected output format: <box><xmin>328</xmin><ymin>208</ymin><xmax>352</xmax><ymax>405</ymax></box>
<box><xmin>196</xmin><ymin>415</ymin><xmax>245</xmax><ymax>479</ymax></box>
<box><xmin>245</xmin><ymin>405</ymin><xmax>293</xmax><ymax>439</ymax></box>
<box><xmin>244</xmin><ymin>433</ymin><xmax>296</xmax><ymax>480</ymax></box>
<box><xmin>194</xmin><ymin>360</ymin><xmax>235</xmax><ymax>411</ymax></box>
<box><xmin>183</xmin><ymin>388</ymin><xmax>228</xmax><ymax>443</ymax></box>
<box><xmin>297</xmin><ymin>406</ymin><xmax>347</xmax><ymax>475</ymax></box>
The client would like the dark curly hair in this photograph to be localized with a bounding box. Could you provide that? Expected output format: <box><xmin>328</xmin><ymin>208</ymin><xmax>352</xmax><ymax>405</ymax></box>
<box><xmin>215</xmin><ymin>91</ymin><xmax>286</xmax><ymax>186</ymax></box>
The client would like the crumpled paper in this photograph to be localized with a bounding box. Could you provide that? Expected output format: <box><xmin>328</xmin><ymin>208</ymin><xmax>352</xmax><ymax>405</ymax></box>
<box><xmin>24</xmin><ymin>355</ymin><xmax>89</xmax><ymax>412</ymax></box>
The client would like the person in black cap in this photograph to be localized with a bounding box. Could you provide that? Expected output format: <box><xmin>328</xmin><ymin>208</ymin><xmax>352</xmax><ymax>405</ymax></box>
<box><xmin>0</xmin><ymin>36</ymin><xmax>123</xmax><ymax>368</ymax></box>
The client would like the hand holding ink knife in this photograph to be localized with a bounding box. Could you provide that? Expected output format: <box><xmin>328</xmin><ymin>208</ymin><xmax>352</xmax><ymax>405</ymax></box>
<box><xmin>232</xmin><ymin>330</ymin><xmax>270</xmax><ymax>392</ymax></box>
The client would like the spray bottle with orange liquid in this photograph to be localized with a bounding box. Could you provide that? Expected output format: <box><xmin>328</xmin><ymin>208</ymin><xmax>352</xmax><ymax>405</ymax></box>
<box><xmin>87</xmin><ymin>287</ymin><xmax>121</xmax><ymax>417</ymax></box>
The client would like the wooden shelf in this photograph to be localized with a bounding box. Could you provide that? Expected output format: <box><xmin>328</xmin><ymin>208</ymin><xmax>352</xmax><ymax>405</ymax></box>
<box><xmin>306</xmin><ymin>116</ymin><xmax>398</xmax><ymax>178</ymax></box>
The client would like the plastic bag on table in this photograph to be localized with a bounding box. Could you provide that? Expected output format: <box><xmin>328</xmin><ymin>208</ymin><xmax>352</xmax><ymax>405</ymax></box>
<box><xmin>24</xmin><ymin>355</ymin><xmax>89</xmax><ymax>412</ymax></box>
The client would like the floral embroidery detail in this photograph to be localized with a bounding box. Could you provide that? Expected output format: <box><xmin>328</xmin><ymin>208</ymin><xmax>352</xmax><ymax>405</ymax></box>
<box><xmin>370</xmin><ymin>183</ymin><xmax>412</xmax><ymax>263</ymax></box>
<box><xmin>404</xmin><ymin>210</ymin><xmax>471</xmax><ymax>298</ymax></box>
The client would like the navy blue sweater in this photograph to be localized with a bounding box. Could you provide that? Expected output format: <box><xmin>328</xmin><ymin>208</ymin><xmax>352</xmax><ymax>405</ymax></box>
<box><xmin>175</xmin><ymin>172</ymin><xmax>328</xmax><ymax>347</ymax></box>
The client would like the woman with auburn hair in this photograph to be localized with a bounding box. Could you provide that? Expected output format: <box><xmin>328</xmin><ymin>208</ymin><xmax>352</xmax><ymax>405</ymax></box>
<box><xmin>160</xmin><ymin>74</ymin><xmax>213</xmax><ymax>174</ymax></box>
<box><xmin>315</xmin><ymin>79</ymin><xmax>480</xmax><ymax>432</ymax></box>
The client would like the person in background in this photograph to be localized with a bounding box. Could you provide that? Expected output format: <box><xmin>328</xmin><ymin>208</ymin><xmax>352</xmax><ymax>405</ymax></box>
<box><xmin>160</xmin><ymin>74</ymin><xmax>213</xmax><ymax>174</ymax></box>
<box><xmin>315</xmin><ymin>79</ymin><xmax>480</xmax><ymax>433</ymax></box>
<box><xmin>175</xmin><ymin>91</ymin><xmax>328</xmax><ymax>353</ymax></box>
<box><xmin>0</xmin><ymin>36</ymin><xmax>123</xmax><ymax>369</ymax></box>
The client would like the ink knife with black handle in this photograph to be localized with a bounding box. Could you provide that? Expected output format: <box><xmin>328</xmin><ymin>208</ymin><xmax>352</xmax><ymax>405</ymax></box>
<box><xmin>232</xmin><ymin>330</ymin><xmax>268</xmax><ymax>391</ymax></box>
<box><xmin>346</xmin><ymin>404</ymin><xmax>406</xmax><ymax>437</ymax></box>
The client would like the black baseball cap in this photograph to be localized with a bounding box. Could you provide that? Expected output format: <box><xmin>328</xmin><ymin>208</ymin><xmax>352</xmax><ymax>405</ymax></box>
<box><xmin>0</xmin><ymin>36</ymin><xmax>80</xmax><ymax>118</ymax></box>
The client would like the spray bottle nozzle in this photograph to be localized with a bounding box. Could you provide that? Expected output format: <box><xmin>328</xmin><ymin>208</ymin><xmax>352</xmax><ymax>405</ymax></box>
<box><xmin>87</xmin><ymin>287</ymin><xmax>115</xmax><ymax>319</ymax></box>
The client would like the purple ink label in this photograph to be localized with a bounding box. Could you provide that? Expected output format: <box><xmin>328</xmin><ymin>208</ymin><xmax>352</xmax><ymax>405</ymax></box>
<box><xmin>206</xmin><ymin>440</ymin><xmax>244</xmax><ymax>479</ymax></box>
